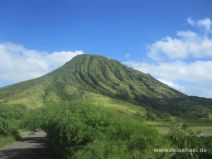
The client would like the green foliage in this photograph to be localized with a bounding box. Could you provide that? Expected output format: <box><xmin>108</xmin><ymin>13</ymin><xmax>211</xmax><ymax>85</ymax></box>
<box><xmin>156</xmin><ymin>97</ymin><xmax>212</xmax><ymax>119</ymax></box>
<box><xmin>2</xmin><ymin>54</ymin><xmax>210</xmax><ymax>119</ymax></box>
<box><xmin>1</xmin><ymin>54</ymin><xmax>211</xmax><ymax>119</ymax></box>
<box><xmin>0</xmin><ymin>54</ymin><xmax>211</xmax><ymax>158</ymax></box>
<box><xmin>23</xmin><ymin>101</ymin><xmax>168</xmax><ymax>159</ymax></box>
<box><xmin>0</xmin><ymin>105</ymin><xmax>26</xmax><ymax>135</ymax></box>
<box><xmin>168</xmin><ymin>124</ymin><xmax>212</xmax><ymax>159</ymax></box>
<box><xmin>0</xmin><ymin>100</ymin><xmax>211</xmax><ymax>159</ymax></box>
<box><xmin>0</xmin><ymin>105</ymin><xmax>25</xmax><ymax>147</ymax></box>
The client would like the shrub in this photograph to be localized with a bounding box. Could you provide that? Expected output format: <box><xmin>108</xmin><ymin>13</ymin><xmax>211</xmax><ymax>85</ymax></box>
<box><xmin>24</xmin><ymin>101</ymin><xmax>168</xmax><ymax>159</ymax></box>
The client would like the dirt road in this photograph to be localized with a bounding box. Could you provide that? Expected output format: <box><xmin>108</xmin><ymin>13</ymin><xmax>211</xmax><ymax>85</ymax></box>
<box><xmin>0</xmin><ymin>132</ymin><xmax>52</xmax><ymax>159</ymax></box>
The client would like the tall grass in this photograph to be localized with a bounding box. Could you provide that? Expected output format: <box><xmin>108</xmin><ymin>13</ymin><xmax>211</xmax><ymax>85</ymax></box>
<box><xmin>1</xmin><ymin>101</ymin><xmax>210</xmax><ymax>158</ymax></box>
<box><xmin>0</xmin><ymin>105</ymin><xmax>24</xmax><ymax>148</ymax></box>
<box><xmin>23</xmin><ymin>101</ymin><xmax>169</xmax><ymax>159</ymax></box>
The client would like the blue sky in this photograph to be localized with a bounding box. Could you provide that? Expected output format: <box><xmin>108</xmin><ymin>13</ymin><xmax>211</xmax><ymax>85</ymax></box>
<box><xmin>0</xmin><ymin>0</ymin><xmax>212</xmax><ymax>97</ymax></box>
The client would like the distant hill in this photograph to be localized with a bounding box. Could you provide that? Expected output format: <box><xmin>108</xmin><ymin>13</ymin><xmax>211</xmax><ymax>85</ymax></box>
<box><xmin>0</xmin><ymin>54</ymin><xmax>211</xmax><ymax>118</ymax></box>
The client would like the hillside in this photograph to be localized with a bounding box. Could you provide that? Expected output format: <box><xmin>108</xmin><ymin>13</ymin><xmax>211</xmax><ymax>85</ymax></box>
<box><xmin>0</xmin><ymin>54</ymin><xmax>211</xmax><ymax>118</ymax></box>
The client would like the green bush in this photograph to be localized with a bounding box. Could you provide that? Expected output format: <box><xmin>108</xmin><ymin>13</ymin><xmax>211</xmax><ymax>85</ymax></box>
<box><xmin>168</xmin><ymin>124</ymin><xmax>212</xmax><ymax>159</ymax></box>
<box><xmin>24</xmin><ymin>101</ymin><xmax>168</xmax><ymax>159</ymax></box>
<box><xmin>0</xmin><ymin>105</ymin><xmax>26</xmax><ymax>135</ymax></box>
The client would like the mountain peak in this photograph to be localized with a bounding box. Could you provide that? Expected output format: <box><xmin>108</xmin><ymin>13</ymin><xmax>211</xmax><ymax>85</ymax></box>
<box><xmin>0</xmin><ymin>54</ymin><xmax>211</xmax><ymax>119</ymax></box>
<box><xmin>53</xmin><ymin>54</ymin><xmax>184</xmax><ymax>100</ymax></box>
<box><xmin>63</xmin><ymin>54</ymin><xmax>122</xmax><ymax>71</ymax></box>
<box><xmin>66</xmin><ymin>54</ymin><xmax>116</xmax><ymax>65</ymax></box>
<box><xmin>0</xmin><ymin>54</ymin><xmax>184</xmax><ymax>109</ymax></box>
<box><xmin>73</xmin><ymin>54</ymin><xmax>106</xmax><ymax>59</ymax></box>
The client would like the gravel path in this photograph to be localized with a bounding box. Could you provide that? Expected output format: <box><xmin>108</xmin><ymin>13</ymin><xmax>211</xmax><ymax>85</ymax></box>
<box><xmin>0</xmin><ymin>132</ymin><xmax>52</xmax><ymax>159</ymax></box>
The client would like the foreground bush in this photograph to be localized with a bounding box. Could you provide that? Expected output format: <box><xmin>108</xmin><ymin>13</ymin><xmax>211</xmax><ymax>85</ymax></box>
<box><xmin>24</xmin><ymin>101</ymin><xmax>168</xmax><ymax>159</ymax></box>
<box><xmin>169</xmin><ymin>124</ymin><xmax>212</xmax><ymax>159</ymax></box>
<box><xmin>0</xmin><ymin>105</ymin><xmax>26</xmax><ymax>136</ymax></box>
<box><xmin>0</xmin><ymin>105</ymin><xmax>26</xmax><ymax>148</ymax></box>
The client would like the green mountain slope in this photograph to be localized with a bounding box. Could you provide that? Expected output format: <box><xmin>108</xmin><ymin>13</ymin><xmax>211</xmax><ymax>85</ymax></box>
<box><xmin>0</xmin><ymin>54</ymin><xmax>211</xmax><ymax>118</ymax></box>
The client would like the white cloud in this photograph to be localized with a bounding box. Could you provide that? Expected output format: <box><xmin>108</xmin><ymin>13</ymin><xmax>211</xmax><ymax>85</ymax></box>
<box><xmin>176</xmin><ymin>31</ymin><xmax>198</xmax><ymax>39</ymax></box>
<box><xmin>125</xmin><ymin>60</ymin><xmax>212</xmax><ymax>97</ymax></box>
<box><xmin>0</xmin><ymin>42</ymin><xmax>83</xmax><ymax>84</ymax></box>
<box><xmin>148</xmin><ymin>34</ymin><xmax>212</xmax><ymax>61</ymax></box>
<box><xmin>125</xmin><ymin>60</ymin><xmax>212</xmax><ymax>83</ymax></box>
<box><xmin>187</xmin><ymin>17</ymin><xmax>195</xmax><ymax>26</ymax></box>
<box><xmin>187</xmin><ymin>17</ymin><xmax>212</xmax><ymax>32</ymax></box>
<box><xmin>125</xmin><ymin>18</ymin><xmax>212</xmax><ymax>98</ymax></box>
<box><xmin>148</xmin><ymin>18</ymin><xmax>212</xmax><ymax>61</ymax></box>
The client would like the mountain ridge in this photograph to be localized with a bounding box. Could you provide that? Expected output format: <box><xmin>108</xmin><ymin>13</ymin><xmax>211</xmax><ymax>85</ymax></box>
<box><xmin>0</xmin><ymin>54</ymin><xmax>211</xmax><ymax>118</ymax></box>
<box><xmin>48</xmin><ymin>54</ymin><xmax>184</xmax><ymax>97</ymax></box>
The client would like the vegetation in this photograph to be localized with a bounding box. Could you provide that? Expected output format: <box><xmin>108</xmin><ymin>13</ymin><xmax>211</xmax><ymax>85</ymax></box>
<box><xmin>21</xmin><ymin>101</ymin><xmax>211</xmax><ymax>159</ymax></box>
<box><xmin>0</xmin><ymin>105</ymin><xmax>25</xmax><ymax>136</ymax></box>
<box><xmin>168</xmin><ymin>124</ymin><xmax>212</xmax><ymax>159</ymax></box>
<box><xmin>0</xmin><ymin>105</ymin><xmax>26</xmax><ymax>148</ymax></box>
<box><xmin>0</xmin><ymin>101</ymin><xmax>211</xmax><ymax>159</ymax></box>
<box><xmin>23</xmin><ymin>101</ymin><xmax>169</xmax><ymax>159</ymax></box>
<box><xmin>0</xmin><ymin>54</ymin><xmax>211</xmax><ymax>158</ymax></box>
<box><xmin>0</xmin><ymin>54</ymin><xmax>211</xmax><ymax>118</ymax></box>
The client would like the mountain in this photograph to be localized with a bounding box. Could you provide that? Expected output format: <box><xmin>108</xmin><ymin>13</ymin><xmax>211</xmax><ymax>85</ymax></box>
<box><xmin>0</xmin><ymin>54</ymin><xmax>211</xmax><ymax>118</ymax></box>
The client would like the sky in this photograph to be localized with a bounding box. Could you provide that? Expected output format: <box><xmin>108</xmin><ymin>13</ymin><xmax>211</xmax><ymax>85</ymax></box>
<box><xmin>0</xmin><ymin>0</ymin><xmax>212</xmax><ymax>98</ymax></box>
